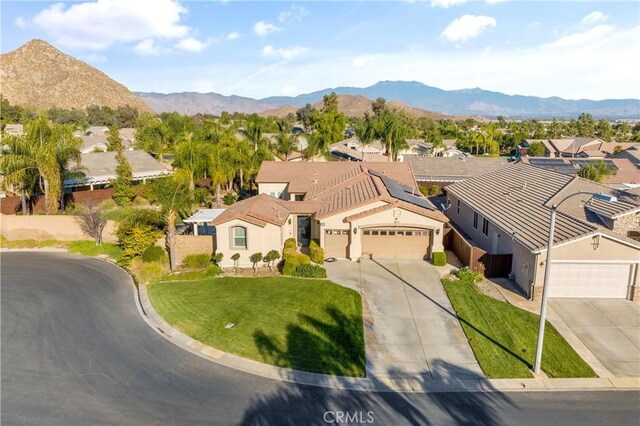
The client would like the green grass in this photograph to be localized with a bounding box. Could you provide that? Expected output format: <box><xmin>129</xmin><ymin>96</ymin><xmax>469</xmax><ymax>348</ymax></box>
<box><xmin>148</xmin><ymin>276</ymin><xmax>366</xmax><ymax>377</ymax></box>
<box><xmin>67</xmin><ymin>240</ymin><xmax>123</xmax><ymax>260</ymax></box>
<box><xmin>0</xmin><ymin>235</ymin><xmax>65</xmax><ymax>249</ymax></box>
<box><xmin>443</xmin><ymin>277</ymin><xmax>597</xmax><ymax>379</ymax></box>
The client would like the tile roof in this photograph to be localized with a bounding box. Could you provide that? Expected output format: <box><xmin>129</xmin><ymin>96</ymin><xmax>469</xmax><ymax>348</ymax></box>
<box><xmin>614</xmin><ymin>146</ymin><xmax>640</xmax><ymax>167</ymax></box>
<box><xmin>407</xmin><ymin>156</ymin><xmax>509</xmax><ymax>181</ymax></box>
<box><xmin>519</xmin><ymin>157</ymin><xmax>640</xmax><ymax>185</ymax></box>
<box><xmin>256</xmin><ymin>161</ymin><xmax>418</xmax><ymax>192</ymax></box>
<box><xmin>211</xmin><ymin>194</ymin><xmax>290</xmax><ymax>227</ymax></box>
<box><xmin>445</xmin><ymin>163</ymin><xmax>634</xmax><ymax>251</ymax></box>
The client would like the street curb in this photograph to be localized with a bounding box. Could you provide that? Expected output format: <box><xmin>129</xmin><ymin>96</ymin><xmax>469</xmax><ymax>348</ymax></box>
<box><xmin>135</xmin><ymin>280</ymin><xmax>640</xmax><ymax>394</ymax></box>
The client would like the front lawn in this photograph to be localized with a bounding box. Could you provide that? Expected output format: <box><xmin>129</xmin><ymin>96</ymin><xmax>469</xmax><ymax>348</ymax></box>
<box><xmin>148</xmin><ymin>276</ymin><xmax>366</xmax><ymax>377</ymax></box>
<box><xmin>443</xmin><ymin>277</ymin><xmax>596</xmax><ymax>379</ymax></box>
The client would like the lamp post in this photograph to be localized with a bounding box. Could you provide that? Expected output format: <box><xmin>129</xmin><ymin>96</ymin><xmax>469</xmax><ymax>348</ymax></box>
<box><xmin>533</xmin><ymin>192</ymin><xmax>617</xmax><ymax>374</ymax></box>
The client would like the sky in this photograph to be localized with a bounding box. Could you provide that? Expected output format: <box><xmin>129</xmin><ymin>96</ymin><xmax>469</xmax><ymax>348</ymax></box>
<box><xmin>1</xmin><ymin>0</ymin><xmax>639</xmax><ymax>100</ymax></box>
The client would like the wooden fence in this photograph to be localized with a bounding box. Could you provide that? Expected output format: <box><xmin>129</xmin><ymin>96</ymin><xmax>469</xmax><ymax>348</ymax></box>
<box><xmin>444</xmin><ymin>225</ymin><xmax>512</xmax><ymax>278</ymax></box>
<box><xmin>0</xmin><ymin>188</ymin><xmax>114</xmax><ymax>215</ymax></box>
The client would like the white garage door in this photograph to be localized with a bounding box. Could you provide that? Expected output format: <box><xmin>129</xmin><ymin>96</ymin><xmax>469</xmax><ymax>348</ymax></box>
<box><xmin>549</xmin><ymin>263</ymin><xmax>631</xmax><ymax>298</ymax></box>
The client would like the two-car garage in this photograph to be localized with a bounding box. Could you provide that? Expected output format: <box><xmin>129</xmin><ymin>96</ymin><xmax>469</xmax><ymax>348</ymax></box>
<box><xmin>323</xmin><ymin>227</ymin><xmax>433</xmax><ymax>260</ymax></box>
<box><xmin>549</xmin><ymin>262</ymin><xmax>636</xmax><ymax>299</ymax></box>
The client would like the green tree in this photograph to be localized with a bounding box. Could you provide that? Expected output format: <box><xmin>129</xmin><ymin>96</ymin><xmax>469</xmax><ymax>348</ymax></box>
<box><xmin>239</xmin><ymin>119</ymin><xmax>268</xmax><ymax>151</ymax></box>
<box><xmin>354</xmin><ymin>116</ymin><xmax>376</xmax><ymax>160</ymax></box>
<box><xmin>576</xmin><ymin>113</ymin><xmax>596</xmax><ymax>137</ymax></box>
<box><xmin>146</xmin><ymin>171</ymin><xmax>196</xmax><ymax>271</ymax></box>
<box><xmin>106</xmin><ymin>126</ymin><xmax>123</xmax><ymax>151</ymax></box>
<box><xmin>577</xmin><ymin>162</ymin><xmax>614</xmax><ymax>183</ymax></box>
<box><xmin>174</xmin><ymin>131</ymin><xmax>208</xmax><ymax>190</ymax></box>
<box><xmin>134</xmin><ymin>113</ymin><xmax>168</xmax><ymax>158</ymax></box>
<box><xmin>272</xmin><ymin>131</ymin><xmax>299</xmax><ymax>161</ymax></box>
<box><xmin>595</xmin><ymin>119</ymin><xmax>613</xmax><ymax>142</ymax></box>
<box><xmin>527</xmin><ymin>141</ymin><xmax>545</xmax><ymax>156</ymax></box>
<box><xmin>112</xmin><ymin>147</ymin><xmax>135</xmax><ymax>206</ymax></box>
<box><xmin>0</xmin><ymin>116</ymin><xmax>81</xmax><ymax>213</ymax></box>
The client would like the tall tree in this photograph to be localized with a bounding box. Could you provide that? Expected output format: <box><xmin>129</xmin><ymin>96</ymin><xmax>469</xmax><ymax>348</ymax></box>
<box><xmin>112</xmin><ymin>147</ymin><xmax>135</xmax><ymax>206</ymax></box>
<box><xmin>106</xmin><ymin>126</ymin><xmax>123</xmax><ymax>151</ymax></box>
<box><xmin>354</xmin><ymin>115</ymin><xmax>376</xmax><ymax>160</ymax></box>
<box><xmin>272</xmin><ymin>131</ymin><xmax>299</xmax><ymax>161</ymax></box>
<box><xmin>174</xmin><ymin>131</ymin><xmax>208</xmax><ymax>191</ymax></box>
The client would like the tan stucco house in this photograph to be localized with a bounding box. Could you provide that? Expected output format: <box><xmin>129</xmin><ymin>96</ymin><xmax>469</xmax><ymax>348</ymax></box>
<box><xmin>211</xmin><ymin>161</ymin><xmax>449</xmax><ymax>268</ymax></box>
<box><xmin>446</xmin><ymin>163</ymin><xmax>640</xmax><ymax>302</ymax></box>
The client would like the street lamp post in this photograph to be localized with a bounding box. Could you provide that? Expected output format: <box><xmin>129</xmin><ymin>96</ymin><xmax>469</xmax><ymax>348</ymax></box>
<box><xmin>533</xmin><ymin>192</ymin><xmax>617</xmax><ymax>374</ymax></box>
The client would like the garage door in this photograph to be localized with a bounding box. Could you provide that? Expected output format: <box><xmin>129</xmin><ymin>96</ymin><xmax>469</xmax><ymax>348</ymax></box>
<box><xmin>549</xmin><ymin>263</ymin><xmax>631</xmax><ymax>298</ymax></box>
<box><xmin>362</xmin><ymin>228</ymin><xmax>430</xmax><ymax>260</ymax></box>
<box><xmin>324</xmin><ymin>229</ymin><xmax>349</xmax><ymax>258</ymax></box>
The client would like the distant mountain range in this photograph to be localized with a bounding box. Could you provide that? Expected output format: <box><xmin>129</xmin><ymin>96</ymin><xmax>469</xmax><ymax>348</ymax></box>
<box><xmin>136</xmin><ymin>92</ymin><xmax>275</xmax><ymax>116</ymax></box>
<box><xmin>261</xmin><ymin>81</ymin><xmax>640</xmax><ymax>119</ymax></box>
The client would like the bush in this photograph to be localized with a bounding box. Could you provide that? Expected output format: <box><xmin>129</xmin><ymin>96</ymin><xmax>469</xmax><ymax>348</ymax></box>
<box><xmin>116</xmin><ymin>208</ymin><xmax>163</xmax><ymax>259</ymax></box>
<box><xmin>182</xmin><ymin>253</ymin><xmax>211</xmax><ymax>270</ymax></box>
<box><xmin>211</xmin><ymin>252</ymin><xmax>223</xmax><ymax>266</ymax></box>
<box><xmin>432</xmin><ymin>251</ymin><xmax>446</xmax><ymax>266</ymax></box>
<box><xmin>283</xmin><ymin>238</ymin><xmax>297</xmax><ymax>251</ymax></box>
<box><xmin>294</xmin><ymin>264</ymin><xmax>327</xmax><ymax>278</ymax></box>
<box><xmin>132</xmin><ymin>260</ymin><xmax>166</xmax><ymax>284</ymax></box>
<box><xmin>282</xmin><ymin>252</ymin><xmax>311</xmax><ymax>276</ymax></box>
<box><xmin>142</xmin><ymin>246</ymin><xmax>168</xmax><ymax>264</ymax></box>
<box><xmin>454</xmin><ymin>267</ymin><xmax>484</xmax><ymax>283</ymax></box>
<box><xmin>419</xmin><ymin>185</ymin><xmax>429</xmax><ymax>196</ymax></box>
<box><xmin>264</xmin><ymin>250</ymin><xmax>281</xmax><ymax>270</ymax></box>
<box><xmin>428</xmin><ymin>185</ymin><xmax>442</xmax><ymax>196</ymax></box>
<box><xmin>309</xmin><ymin>239</ymin><xmax>324</xmax><ymax>264</ymax></box>
<box><xmin>223</xmin><ymin>192</ymin><xmax>237</xmax><ymax>205</ymax></box>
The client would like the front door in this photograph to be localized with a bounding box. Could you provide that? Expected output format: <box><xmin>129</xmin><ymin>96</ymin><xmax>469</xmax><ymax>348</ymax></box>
<box><xmin>297</xmin><ymin>216</ymin><xmax>311</xmax><ymax>246</ymax></box>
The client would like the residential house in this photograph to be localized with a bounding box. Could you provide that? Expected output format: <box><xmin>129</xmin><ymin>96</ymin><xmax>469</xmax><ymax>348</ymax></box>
<box><xmin>446</xmin><ymin>163</ymin><xmax>640</xmax><ymax>301</ymax></box>
<box><xmin>329</xmin><ymin>137</ymin><xmax>435</xmax><ymax>162</ymax></box>
<box><xmin>211</xmin><ymin>161</ymin><xmax>449</xmax><ymax>268</ymax></box>
<box><xmin>614</xmin><ymin>145</ymin><xmax>640</xmax><ymax>168</ymax></box>
<box><xmin>518</xmin><ymin>157</ymin><xmax>640</xmax><ymax>190</ymax></box>
<box><xmin>65</xmin><ymin>150</ymin><xmax>170</xmax><ymax>190</ymax></box>
<box><xmin>519</xmin><ymin>138</ymin><xmax>639</xmax><ymax>159</ymax></box>
<box><xmin>76</xmin><ymin>126</ymin><xmax>136</xmax><ymax>153</ymax></box>
<box><xmin>406</xmin><ymin>156</ymin><xmax>510</xmax><ymax>189</ymax></box>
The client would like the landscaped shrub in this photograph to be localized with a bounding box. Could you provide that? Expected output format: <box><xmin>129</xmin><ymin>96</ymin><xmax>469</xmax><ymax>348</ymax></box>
<box><xmin>294</xmin><ymin>264</ymin><xmax>327</xmax><ymax>278</ymax></box>
<box><xmin>182</xmin><ymin>253</ymin><xmax>211</xmax><ymax>270</ymax></box>
<box><xmin>454</xmin><ymin>267</ymin><xmax>484</xmax><ymax>283</ymax></box>
<box><xmin>283</xmin><ymin>238</ymin><xmax>297</xmax><ymax>251</ymax></box>
<box><xmin>211</xmin><ymin>252</ymin><xmax>224</xmax><ymax>266</ymax></box>
<box><xmin>432</xmin><ymin>251</ymin><xmax>446</xmax><ymax>266</ymax></box>
<box><xmin>282</xmin><ymin>252</ymin><xmax>311</xmax><ymax>276</ymax></box>
<box><xmin>116</xmin><ymin>208</ymin><xmax>163</xmax><ymax>259</ymax></box>
<box><xmin>223</xmin><ymin>192</ymin><xmax>237</xmax><ymax>205</ymax></box>
<box><xmin>250</xmin><ymin>252</ymin><xmax>263</xmax><ymax>272</ymax></box>
<box><xmin>309</xmin><ymin>239</ymin><xmax>324</xmax><ymax>264</ymax></box>
<box><xmin>264</xmin><ymin>250</ymin><xmax>281</xmax><ymax>270</ymax></box>
<box><xmin>142</xmin><ymin>246</ymin><xmax>168</xmax><ymax>264</ymax></box>
<box><xmin>132</xmin><ymin>260</ymin><xmax>166</xmax><ymax>284</ymax></box>
<box><xmin>231</xmin><ymin>253</ymin><xmax>240</xmax><ymax>271</ymax></box>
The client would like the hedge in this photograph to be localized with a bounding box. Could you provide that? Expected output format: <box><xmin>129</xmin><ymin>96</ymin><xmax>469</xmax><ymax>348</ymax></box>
<box><xmin>283</xmin><ymin>238</ymin><xmax>297</xmax><ymax>250</ymax></box>
<box><xmin>294</xmin><ymin>264</ymin><xmax>327</xmax><ymax>278</ymax></box>
<box><xmin>281</xmin><ymin>240</ymin><xmax>311</xmax><ymax>276</ymax></box>
<box><xmin>309</xmin><ymin>239</ymin><xmax>324</xmax><ymax>264</ymax></box>
<box><xmin>182</xmin><ymin>253</ymin><xmax>211</xmax><ymax>270</ymax></box>
<box><xmin>432</xmin><ymin>251</ymin><xmax>446</xmax><ymax>267</ymax></box>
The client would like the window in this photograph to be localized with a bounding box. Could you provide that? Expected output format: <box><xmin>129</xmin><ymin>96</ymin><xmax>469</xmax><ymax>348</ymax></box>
<box><xmin>415</xmin><ymin>231</ymin><xmax>422</xmax><ymax>236</ymax></box>
<box><xmin>231</xmin><ymin>226</ymin><xmax>247</xmax><ymax>249</ymax></box>
<box><xmin>389</xmin><ymin>231</ymin><xmax>396</xmax><ymax>236</ymax></box>
<box><xmin>473</xmin><ymin>212</ymin><xmax>478</xmax><ymax>229</ymax></box>
<box><xmin>457</xmin><ymin>200</ymin><xmax>460</xmax><ymax>215</ymax></box>
<box><xmin>268</xmin><ymin>191</ymin><xmax>282</xmax><ymax>199</ymax></box>
<box><xmin>397</xmin><ymin>231</ymin><xmax>404</xmax><ymax>236</ymax></box>
<box><xmin>372</xmin><ymin>230</ymin><xmax>379</xmax><ymax>235</ymax></box>
<box><xmin>482</xmin><ymin>219</ymin><xmax>489</xmax><ymax>236</ymax></box>
<box><xmin>364</xmin><ymin>230</ymin><xmax>371</xmax><ymax>235</ymax></box>
<box><xmin>294</xmin><ymin>194</ymin><xmax>304</xmax><ymax>201</ymax></box>
<box><xmin>380</xmin><ymin>231</ymin><xmax>387</xmax><ymax>236</ymax></box>
<box><xmin>405</xmin><ymin>231</ymin><xmax>413</xmax><ymax>236</ymax></box>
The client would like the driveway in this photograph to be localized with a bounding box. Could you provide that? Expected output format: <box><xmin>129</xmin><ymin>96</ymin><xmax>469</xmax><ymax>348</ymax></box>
<box><xmin>326</xmin><ymin>259</ymin><xmax>484</xmax><ymax>380</ymax></box>
<box><xmin>549</xmin><ymin>299</ymin><xmax>640</xmax><ymax>377</ymax></box>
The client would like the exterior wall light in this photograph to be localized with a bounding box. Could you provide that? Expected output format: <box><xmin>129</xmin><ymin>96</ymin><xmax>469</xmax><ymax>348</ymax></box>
<box><xmin>591</xmin><ymin>235</ymin><xmax>600</xmax><ymax>250</ymax></box>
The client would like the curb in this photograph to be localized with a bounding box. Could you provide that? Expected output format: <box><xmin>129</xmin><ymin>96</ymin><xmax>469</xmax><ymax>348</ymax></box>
<box><xmin>136</xmin><ymin>282</ymin><xmax>640</xmax><ymax>394</ymax></box>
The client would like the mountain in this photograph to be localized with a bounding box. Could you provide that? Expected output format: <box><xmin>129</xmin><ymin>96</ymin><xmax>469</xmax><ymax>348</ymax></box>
<box><xmin>0</xmin><ymin>39</ymin><xmax>152</xmax><ymax>112</ymax></box>
<box><xmin>261</xmin><ymin>81</ymin><xmax>640</xmax><ymax>119</ymax></box>
<box><xmin>136</xmin><ymin>92</ymin><xmax>276</xmax><ymax>115</ymax></box>
<box><xmin>259</xmin><ymin>94</ymin><xmax>453</xmax><ymax>119</ymax></box>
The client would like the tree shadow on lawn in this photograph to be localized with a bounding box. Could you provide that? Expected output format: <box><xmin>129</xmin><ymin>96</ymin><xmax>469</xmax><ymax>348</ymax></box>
<box><xmin>239</xmin><ymin>359</ymin><xmax>516</xmax><ymax>426</ymax></box>
<box><xmin>372</xmin><ymin>259</ymin><xmax>532</xmax><ymax>369</ymax></box>
<box><xmin>253</xmin><ymin>305</ymin><xmax>366</xmax><ymax>377</ymax></box>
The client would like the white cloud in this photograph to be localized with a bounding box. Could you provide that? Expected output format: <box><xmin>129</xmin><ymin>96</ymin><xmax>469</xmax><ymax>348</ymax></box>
<box><xmin>485</xmin><ymin>0</ymin><xmax>507</xmax><ymax>4</ymax></box>
<box><xmin>441</xmin><ymin>15</ymin><xmax>496</xmax><ymax>42</ymax></box>
<box><xmin>253</xmin><ymin>21</ymin><xmax>281</xmax><ymax>37</ymax></box>
<box><xmin>226</xmin><ymin>32</ymin><xmax>241</xmax><ymax>41</ymax></box>
<box><xmin>582</xmin><ymin>11</ymin><xmax>607</xmax><ymax>25</ymax></box>
<box><xmin>32</xmin><ymin>0</ymin><xmax>189</xmax><ymax>49</ymax></box>
<box><xmin>261</xmin><ymin>45</ymin><xmax>308</xmax><ymax>60</ymax></box>
<box><xmin>277</xmin><ymin>5</ymin><xmax>309</xmax><ymax>23</ymax></box>
<box><xmin>550</xmin><ymin>24</ymin><xmax>614</xmax><ymax>48</ymax></box>
<box><xmin>14</xmin><ymin>17</ymin><xmax>27</xmax><ymax>29</ymax></box>
<box><xmin>78</xmin><ymin>53</ymin><xmax>108</xmax><ymax>63</ymax></box>
<box><xmin>175</xmin><ymin>37</ymin><xmax>207</xmax><ymax>52</ymax></box>
<box><xmin>133</xmin><ymin>39</ymin><xmax>163</xmax><ymax>56</ymax></box>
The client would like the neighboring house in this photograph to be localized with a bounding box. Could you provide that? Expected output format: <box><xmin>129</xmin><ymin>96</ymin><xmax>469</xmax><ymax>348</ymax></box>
<box><xmin>614</xmin><ymin>145</ymin><xmax>640</xmax><ymax>168</ymax></box>
<box><xmin>65</xmin><ymin>150</ymin><xmax>171</xmax><ymax>190</ymax></box>
<box><xmin>3</xmin><ymin>124</ymin><xmax>24</xmax><ymax>136</ymax></box>
<box><xmin>519</xmin><ymin>138</ymin><xmax>638</xmax><ymax>159</ymax></box>
<box><xmin>518</xmin><ymin>157</ymin><xmax>640</xmax><ymax>190</ymax></box>
<box><xmin>184</xmin><ymin>209</ymin><xmax>225</xmax><ymax>235</ymax></box>
<box><xmin>76</xmin><ymin>127</ymin><xmax>136</xmax><ymax>153</ymax></box>
<box><xmin>330</xmin><ymin>137</ymin><xmax>438</xmax><ymax>162</ymax></box>
<box><xmin>405</xmin><ymin>156</ymin><xmax>510</xmax><ymax>188</ymax></box>
<box><xmin>446</xmin><ymin>163</ymin><xmax>640</xmax><ymax>302</ymax></box>
<box><xmin>211</xmin><ymin>161</ymin><xmax>449</xmax><ymax>267</ymax></box>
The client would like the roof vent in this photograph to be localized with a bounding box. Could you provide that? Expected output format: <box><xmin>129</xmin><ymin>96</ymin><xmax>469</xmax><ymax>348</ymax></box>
<box><xmin>312</xmin><ymin>179</ymin><xmax>318</xmax><ymax>184</ymax></box>
<box><xmin>522</xmin><ymin>181</ymin><xmax>527</xmax><ymax>190</ymax></box>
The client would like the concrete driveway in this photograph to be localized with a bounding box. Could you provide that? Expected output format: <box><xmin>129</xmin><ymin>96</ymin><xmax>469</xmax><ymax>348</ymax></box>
<box><xmin>326</xmin><ymin>259</ymin><xmax>483</xmax><ymax>380</ymax></box>
<box><xmin>549</xmin><ymin>299</ymin><xmax>640</xmax><ymax>377</ymax></box>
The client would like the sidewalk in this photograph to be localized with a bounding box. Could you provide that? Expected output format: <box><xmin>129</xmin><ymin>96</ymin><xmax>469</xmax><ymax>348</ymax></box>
<box><xmin>136</xmin><ymin>281</ymin><xmax>640</xmax><ymax>393</ymax></box>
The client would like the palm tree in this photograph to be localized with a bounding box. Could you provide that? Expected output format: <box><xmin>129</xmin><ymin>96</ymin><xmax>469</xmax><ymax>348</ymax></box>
<box><xmin>208</xmin><ymin>144</ymin><xmax>236</xmax><ymax>207</ymax></box>
<box><xmin>239</xmin><ymin>120</ymin><xmax>267</xmax><ymax>151</ymax></box>
<box><xmin>272</xmin><ymin>131</ymin><xmax>299</xmax><ymax>161</ymax></box>
<box><xmin>174</xmin><ymin>131</ymin><xmax>208</xmax><ymax>191</ymax></box>
<box><xmin>1</xmin><ymin>116</ymin><xmax>81</xmax><ymax>213</ymax></box>
<box><xmin>354</xmin><ymin>118</ymin><xmax>375</xmax><ymax>161</ymax></box>
<box><xmin>0</xmin><ymin>135</ymin><xmax>39</xmax><ymax>215</ymax></box>
<box><xmin>147</xmin><ymin>171</ymin><xmax>195</xmax><ymax>271</ymax></box>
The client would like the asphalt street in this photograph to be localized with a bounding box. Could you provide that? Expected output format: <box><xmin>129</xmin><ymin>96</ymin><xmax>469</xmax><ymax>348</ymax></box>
<box><xmin>1</xmin><ymin>251</ymin><xmax>639</xmax><ymax>425</ymax></box>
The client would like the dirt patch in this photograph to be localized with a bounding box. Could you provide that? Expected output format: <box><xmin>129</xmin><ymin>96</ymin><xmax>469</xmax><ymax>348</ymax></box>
<box><xmin>475</xmin><ymin>280</ymin><xmax>507</xmax><ymax>302</ymax></box>
<box><xmin>222</xmin><ymin>266</ymin><xmax>281</xmax><ymax>277</ymax></box>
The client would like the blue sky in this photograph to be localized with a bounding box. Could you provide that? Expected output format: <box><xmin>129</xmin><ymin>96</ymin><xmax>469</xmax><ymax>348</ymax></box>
<box><xmin>2</xmin><ymin>1</ymin><xmax>638</xmax><ymax>100</ymax></box>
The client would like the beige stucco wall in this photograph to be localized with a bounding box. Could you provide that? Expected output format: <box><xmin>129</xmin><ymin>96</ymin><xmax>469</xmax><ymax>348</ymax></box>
<box><xmin>1</xmin><ymin>213</ymin><xmax>117</xmax><ymax>243</ymax></box>
<box><xmin>257</xmin><ymin>183</ymin><xmax>288</xmax><ymax>199</ymax></box>
<box><xmin>215</xmin><ymin>218</ymin><xmax>285</xmax><ymax>268</ymax></box>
